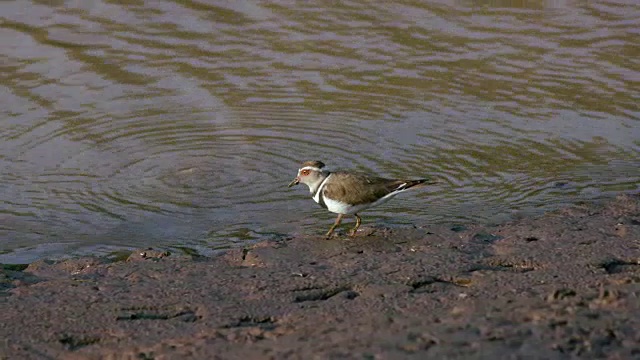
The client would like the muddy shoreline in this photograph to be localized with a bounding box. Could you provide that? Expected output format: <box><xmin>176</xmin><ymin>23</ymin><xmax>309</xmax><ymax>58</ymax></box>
<box><xmin>1</xmin><ymin>194</ymin><xmax>639</xmax><ymax>359</ymax></box>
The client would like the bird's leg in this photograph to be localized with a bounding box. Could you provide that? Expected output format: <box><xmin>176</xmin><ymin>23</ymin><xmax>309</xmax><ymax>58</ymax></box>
<box><xmin>325</xmin><ymin>213</ymin><xmax>344</xmax><ymax>239</ymax></box>
<box><xmin>349</xmin><ymin>214</ymin><xmax>362</xmax><ymax>237</ymax></box>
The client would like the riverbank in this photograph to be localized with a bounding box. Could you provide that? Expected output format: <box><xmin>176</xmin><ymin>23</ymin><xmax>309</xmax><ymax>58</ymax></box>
<box><xmin>1</xmin><ymin>193</ymin><xmax>639</xmax><ymax>359</ymax></box>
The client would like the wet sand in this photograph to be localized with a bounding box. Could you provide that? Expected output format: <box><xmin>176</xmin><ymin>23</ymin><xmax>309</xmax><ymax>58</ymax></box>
<box><xmin>1</xmin><ymin>194</ymin><xmax>639</xmax><ymax>359</ymax></box>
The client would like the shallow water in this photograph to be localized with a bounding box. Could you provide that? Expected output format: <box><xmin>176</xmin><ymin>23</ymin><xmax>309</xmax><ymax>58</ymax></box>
<box><xmin>1</xmin><ymin>0</ymin><xmax>639</xmax><ymax>263</ymax></box>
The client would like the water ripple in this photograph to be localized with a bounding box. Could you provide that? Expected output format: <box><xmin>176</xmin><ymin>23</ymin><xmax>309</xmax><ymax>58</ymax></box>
<box><xmin>0</xmin><ymin>0</ymin><xmax>638</xmax><ymax>261</ymax></box>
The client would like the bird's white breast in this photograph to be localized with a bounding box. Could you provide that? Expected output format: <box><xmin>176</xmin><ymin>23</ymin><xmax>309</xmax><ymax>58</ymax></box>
<box><xmin>323</xmin><ymin>188</ymin><xmax>406</xmax><ymax>215</ymax></box>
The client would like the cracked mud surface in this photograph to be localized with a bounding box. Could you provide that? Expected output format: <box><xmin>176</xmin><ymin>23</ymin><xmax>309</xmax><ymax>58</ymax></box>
<box><xmin>1</xmin><ymin>194</ymin><xmax>639</xmax><ymax>359</ymax></box>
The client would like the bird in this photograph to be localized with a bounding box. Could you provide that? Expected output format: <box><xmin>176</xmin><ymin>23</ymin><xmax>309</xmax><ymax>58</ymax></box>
<box><xmin>288</xmin><ymin>160</ymin><xmax>435</xmax><ymax>238</ymax></box>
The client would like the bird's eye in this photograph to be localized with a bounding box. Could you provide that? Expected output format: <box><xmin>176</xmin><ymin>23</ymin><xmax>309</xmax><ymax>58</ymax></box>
<box><xmin>301</xmin><ymin>169</ymin><xmax>310</xmax><ymax>176</ymax></box>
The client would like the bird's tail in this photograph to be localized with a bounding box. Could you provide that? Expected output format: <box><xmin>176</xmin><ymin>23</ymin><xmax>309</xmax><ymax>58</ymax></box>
<box><xmin>398</xmin><ymin>178</ymin><xmax>438</xmax><ymax>191</ymax></box>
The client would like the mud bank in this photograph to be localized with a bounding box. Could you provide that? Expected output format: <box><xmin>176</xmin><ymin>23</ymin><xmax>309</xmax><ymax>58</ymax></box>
<box><xmin>1</xmin><ymin>194</ymin><xmax>639</xmax><ymax>359</ymax></box>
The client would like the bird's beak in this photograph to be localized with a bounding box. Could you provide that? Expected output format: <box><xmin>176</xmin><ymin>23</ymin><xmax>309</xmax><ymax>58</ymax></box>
<box><xmin>288</xmin><ymin>177</ymin><xmax>299</xmax><ymax>187</ymax></box>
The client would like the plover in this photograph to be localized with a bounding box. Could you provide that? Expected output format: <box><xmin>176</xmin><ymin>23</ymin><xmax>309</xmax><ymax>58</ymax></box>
<box><xmin>288</xmin><ymin>160</ymin><xmax>434</xmax><ymax>238</ymax></box>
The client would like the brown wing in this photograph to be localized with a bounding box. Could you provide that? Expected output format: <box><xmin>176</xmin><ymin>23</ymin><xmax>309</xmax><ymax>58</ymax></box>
<box><xmin>322</xmin><ymin>172</ymin><xmax>413</xmax><ymax>205</ymax></box>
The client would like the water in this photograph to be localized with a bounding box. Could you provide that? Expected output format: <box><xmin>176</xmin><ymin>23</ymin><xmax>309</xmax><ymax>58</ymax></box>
<box><xmin>1</xmin><ymin>0</ymin><xmax>639</xmax><ymax>263</ymax></box>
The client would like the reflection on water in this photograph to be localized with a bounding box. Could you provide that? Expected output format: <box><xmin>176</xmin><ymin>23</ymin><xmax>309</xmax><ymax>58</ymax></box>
<box><xmin>1</xmin><ymin>0</ymin><xmax>639</xmax><ymax>263</ymax></box>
